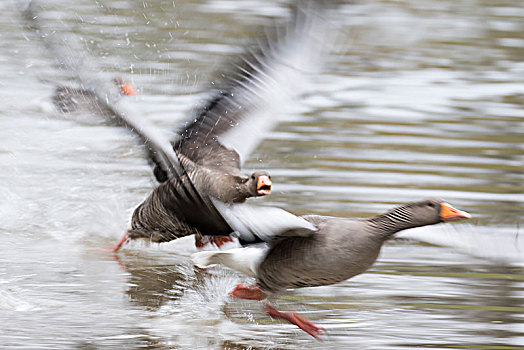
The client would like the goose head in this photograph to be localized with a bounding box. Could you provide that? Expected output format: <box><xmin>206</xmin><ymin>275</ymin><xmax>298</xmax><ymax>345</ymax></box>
<box><xmin>394</xmin><ymin>198</ymin><xmax>471</xmax><ymax>227</ymax></box>
<box><xmin>248</xmin><ymin>171</ymin><xmax>272</xmax><ymax>197</ymax></box>
<box><xmin>371</xmin><ymin>199</ymin><xmax>471</xmax><ymax>237</ymax></box>
<box><xmin>112</xmin><ymin>77</ymin><xmax>138</xmax><ymax>96</ymax></box>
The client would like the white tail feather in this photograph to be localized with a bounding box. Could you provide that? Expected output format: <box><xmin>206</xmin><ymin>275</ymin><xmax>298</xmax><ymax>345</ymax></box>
<box><xmin>191</xmin><ymin>246</ymin><xmax>269</xmax><ymax>278</ymax></box>
<box><xmin>192</xmin><ymin>251</ymin><xmax>220</xmax><ymax>268</ymax></box>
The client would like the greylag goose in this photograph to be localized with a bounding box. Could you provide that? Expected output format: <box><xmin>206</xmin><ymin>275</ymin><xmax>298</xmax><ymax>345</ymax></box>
<box><xmin>110</xmin><ymin>1</ymin><xmax>341</xmax><ymax>251</ymax></box>
<box><xmin>192</xmin><ymin>199</ymin><xmax>471</xmax><ymax>339</ymax></box>
<box><xmin>52</xmin><ymin>77</ymin><xmax>137</xmax><ymax>113</ymax></box>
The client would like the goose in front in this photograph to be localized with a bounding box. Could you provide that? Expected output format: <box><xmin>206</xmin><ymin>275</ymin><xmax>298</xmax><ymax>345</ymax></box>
<box><xmin>192</xmin><ymin>199</ymin><xmax>471</xmax><ymax>339</ymax></box>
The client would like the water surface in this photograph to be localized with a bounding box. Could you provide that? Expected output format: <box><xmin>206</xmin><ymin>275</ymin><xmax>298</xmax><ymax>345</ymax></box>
<box><xmin>1</xmin><ymin>0</ymin><xmax>523</xmax><ymax>349</ymax></box>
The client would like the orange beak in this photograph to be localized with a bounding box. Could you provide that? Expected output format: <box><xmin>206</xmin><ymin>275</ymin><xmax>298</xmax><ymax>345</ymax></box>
<box><xmin>440</xmin><ymin>202</ymin><xmax>471</xmax><ymax>221</ymax></box>
<box><xmin>120</xmin><ymin>82</ymin><xmax>138</xmax><ymax>96</ymax></box>
<box><xmin>256</xmin><ymin>175</ymin><xmax>272</xmax><ymax>196</ymax></box>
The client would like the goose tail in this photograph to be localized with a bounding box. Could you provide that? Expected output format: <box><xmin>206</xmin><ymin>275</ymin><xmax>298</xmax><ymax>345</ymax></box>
<box><xmin>191</xmin><ymin>246</ymin><xmax>268</xmax><ymax>278</ymax></box>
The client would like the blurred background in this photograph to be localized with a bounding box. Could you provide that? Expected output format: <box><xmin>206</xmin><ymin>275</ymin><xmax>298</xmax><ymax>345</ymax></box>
<box><xmin>0</xmin><ymin>0</ymin><xmax>523</xmax><ymax>349</ymax></box>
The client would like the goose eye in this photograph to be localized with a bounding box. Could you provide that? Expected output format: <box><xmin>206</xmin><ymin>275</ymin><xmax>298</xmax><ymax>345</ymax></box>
<box><xmin>251</xmin><ymin>174</ymin><xmax>256</xmax><ymax>180</ymax></box>
<box><xmin>427</xmin><ymin>202</ymin><xmax>436</xmax><ymax>208</ymax></box>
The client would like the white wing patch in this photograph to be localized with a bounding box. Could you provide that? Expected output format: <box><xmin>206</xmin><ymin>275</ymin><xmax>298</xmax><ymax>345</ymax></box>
<box><xmin>192</xmin><ymin>245</ymin><xmax>269</xmax><ymax>278</ymax></box>
<box><xmin>212</xmin><ymin>199</ymin><xmax>318</xmax><ymax>243</ymax></box>
<box><xmin>217</xmin><ymin>7</ymin><xmax>341</xmax><ymax>164</ymax></box>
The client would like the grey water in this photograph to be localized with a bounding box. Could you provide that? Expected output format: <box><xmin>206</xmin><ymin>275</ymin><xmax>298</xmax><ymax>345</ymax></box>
<box><xmin>1</xmin><ymin>0</ymin><xmax>523</xmax><ymax>349</ymax></box>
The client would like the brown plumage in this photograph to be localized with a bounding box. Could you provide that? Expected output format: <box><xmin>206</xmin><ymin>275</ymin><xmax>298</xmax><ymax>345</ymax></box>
<box><xmin>257</xmin><ymin>200</ymin><xmax>470</xmax><ymax>292</ymax></box>
<box><xmin>126</xmin><ymin>154</ymin><xmax>271</xmax><ymax>244</ymax></box>
<box><xmin>111</xmin><ymin>0</ymin><xmax>340</xmax><ymax>250</ymax></box>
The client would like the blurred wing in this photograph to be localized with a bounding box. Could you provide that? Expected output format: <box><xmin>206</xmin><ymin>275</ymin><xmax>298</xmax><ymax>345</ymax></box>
<box><xmin>23</xmin><ymin>1</ymin><xmax>179</xmax><ymax>181</ymax></box>
<box><xmin>23</xmin><ymin>1</ymin><xmax>120</xmax><ymax>104</ymax></box>
<box><xmin>212</xmin><ymin>200</ymin><xmax>318</xmax><ymax>245</ymax></box>
<box><xmin>176</xmin><ymin>1</ymin><xmax>341</xmax><ymax>167</ymax></box>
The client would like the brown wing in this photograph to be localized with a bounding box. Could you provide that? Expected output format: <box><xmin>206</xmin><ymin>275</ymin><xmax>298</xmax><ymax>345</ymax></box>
<box><xmin>172</xmin><ymin>0</ymin><xmax>339</xmax><ymax>172</ymax></box>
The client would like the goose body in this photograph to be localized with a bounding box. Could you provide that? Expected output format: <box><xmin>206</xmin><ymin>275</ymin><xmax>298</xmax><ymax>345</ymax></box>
<box><xmin>257</xmin><ymin>217</ymin><xmax>383</xmax><ymax>292</ymax></box>
<box><xmin>127</xmin><ymin>156</ymin><xmax>271</xmax><ymax>244</ymax></box>
<box><xmin>112</xmin><ymin>1</ymin><xmax>339</xmax><ymax>250</ymax></box>
<box><xmin>192</xmin><ymin>199</ymin><xmax>471</xmax><ymax>338</ymax></box>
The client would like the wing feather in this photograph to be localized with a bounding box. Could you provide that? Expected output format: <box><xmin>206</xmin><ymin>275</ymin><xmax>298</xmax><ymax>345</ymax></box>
<box><xmin>175</xmin><ymin>1</ymin><xmax>341</xmax><ymax>167</ymax></box>
<box><xmin>23</xmin><ymin>1</ymin><xmax>182</xmax><ymax>181</ymax></box>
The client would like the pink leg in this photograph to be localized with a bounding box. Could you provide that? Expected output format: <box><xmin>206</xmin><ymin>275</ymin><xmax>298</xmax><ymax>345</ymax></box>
<box><xmin>107</xmin><ymin>233</ymin><xmax>128</xmax><ymax>252</ymax></box>
<box><xmin>264</xmin><ymin>303</ymin><xmax>326</xmax><ymax>340</ymax></box>
<box><xmin>209</xmin><ymin>236</ymin><xmax>234</xmax><ymax>247</ymax></box>
<box><xmin>228</xmin><ymin>283</ymin><xmax>267</xmax><ymax>301</ymax></box>
<box><xmin>195</xmin><ymin>235</ymin><xmax>234</xmax><ymax>249</ymax></box>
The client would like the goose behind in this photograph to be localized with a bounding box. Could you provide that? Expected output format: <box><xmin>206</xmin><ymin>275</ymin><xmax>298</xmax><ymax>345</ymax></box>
<box><xmin>112</xmin><ymin>0</ymin><xmax>340</xmax><ymax>251</ymax></box>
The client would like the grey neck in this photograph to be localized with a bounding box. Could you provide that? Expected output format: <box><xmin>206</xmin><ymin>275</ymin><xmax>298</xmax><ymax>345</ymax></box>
<box><xmin>233</xmin><ymin>183</ymin><xmax>253</xmax><ymax>202</ymax></box>
<box><xmin>368</xmin><ymin>205</ymin><xmax>422</xmax><ymax>239</ymax></box>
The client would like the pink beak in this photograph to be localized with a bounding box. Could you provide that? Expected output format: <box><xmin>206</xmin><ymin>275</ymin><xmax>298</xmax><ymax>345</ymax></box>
<box><xmin>256</xmin><ymin>175</ymin><xmax>272</xmax><ymax>196</ymax></box>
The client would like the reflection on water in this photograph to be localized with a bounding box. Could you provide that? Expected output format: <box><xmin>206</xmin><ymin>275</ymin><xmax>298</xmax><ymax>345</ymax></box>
<box><xmin>0</xmin><ymin>0</ymin><xmax>523</xmax><ymax>349</ymax></box>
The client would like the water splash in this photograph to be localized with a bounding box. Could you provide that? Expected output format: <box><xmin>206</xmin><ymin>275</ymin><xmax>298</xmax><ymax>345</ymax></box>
<box><xmin>145</xmin><ymin>265</ymin><xmax>251</xmax><ymax>348</ymax></box>
<box><xmin>397</xmin><ymin>223</ymin><xmax>524</xmax><ymax>266</ymax></box>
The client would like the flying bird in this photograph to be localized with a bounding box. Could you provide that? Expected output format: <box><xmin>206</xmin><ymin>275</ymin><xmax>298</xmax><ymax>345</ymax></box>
<box><xmin>110</xmin><ymin>1</ymin><xmax>341</xmax><ymax>251</ymax></box>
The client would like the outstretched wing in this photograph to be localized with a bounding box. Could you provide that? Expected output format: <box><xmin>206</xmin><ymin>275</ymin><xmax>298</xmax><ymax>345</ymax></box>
<box><xmin>24</xmin><ymin>1</ymin><xmax>236</xmax><ymax>235</ymax></box>
<box><xmin>22</xmin><ymin>1</ymin><xmax>182</xmax><ymax>181</ymax></box>
<box><xmin>174</xmin><ymin>1</ymin><xmax>340</xmax><ymax>169</ymax></box>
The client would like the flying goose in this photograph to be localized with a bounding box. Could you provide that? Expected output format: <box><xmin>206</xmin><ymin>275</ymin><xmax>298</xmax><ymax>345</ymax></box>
<box><xmin>110</xmin><ymin>1</ymin><xmax>342</xmax><ymax>251</ymax></box>
<box><xmin>192</xmin><ymin>199</ymin><xmax>471</xmax><ymax>339</ymax></box>
<box><xmin>23</xmin><ymin>1</ymin><xmax>337</xmax><ymax>251</ymax></box>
